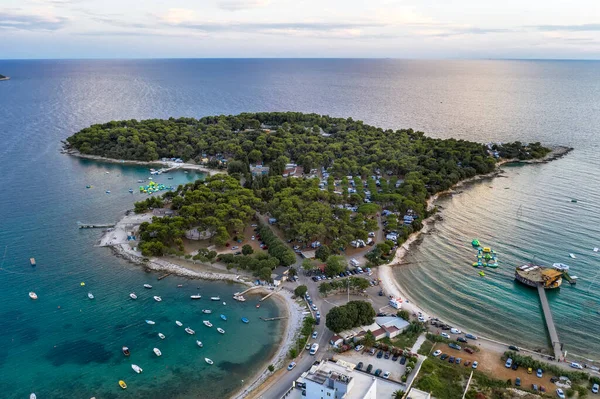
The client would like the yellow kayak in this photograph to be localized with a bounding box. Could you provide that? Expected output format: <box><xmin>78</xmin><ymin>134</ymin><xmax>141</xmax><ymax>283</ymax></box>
<box><xmin>119</xmin><ymin>380</ymin><xmax>127</xmax><ymax>389</ymax></box>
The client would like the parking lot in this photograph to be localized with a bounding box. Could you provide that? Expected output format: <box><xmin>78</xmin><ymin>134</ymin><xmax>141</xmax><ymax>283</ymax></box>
<box><xmin>333</xmin><ymin>348</ymin><xmax>407</xmax><ymax>382</ymax></box>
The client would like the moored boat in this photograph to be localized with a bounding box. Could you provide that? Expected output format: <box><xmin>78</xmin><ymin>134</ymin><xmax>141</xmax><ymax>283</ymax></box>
<box><xmin>256</xmin><ymin>303</ymin><xmax>260</xmax><ymax>308</ymax></box>
<box><xmin>30</xmin><ymin>258</ymin><xmax>36</xmax><ymax>266</ymax></box>
<box><xmin>30</xmin><ymin>394</ymin><xmax>36</xmax><ymax>399</ymax></box>
<box><xmin>570</xmin><ymin>253</ymin><xmax>576</xmax><ymax>259</ymax></box>
<box><xmin>553</xmin><ymin>263</ymin><xmax>570</xmax><ymax>271</ymax></box>
<box><xmin>203</xmin><ymin>320</ymin><xmax>213</xmax><ymax>327</ymax></box>
<box><xmin>185</xmin><ymin>327</ymin><xmax>195</xmax><ymax>335</ymax></box>
<box><xmin>196</xmin><ymin>340</ymin><xmax>203</xmax><ymax>347</ymax></box>
<box><xmin>153</xmin><ymin>348</ymin><xmax>162</xmax><ymax>357</ymax></box>
<box><xmin>131</xmin><ymin>364</ymin><xmax>143</xmax><ymax>374</ymax></box>
<box><xmin>144</xmin><ymin>284</ymin><xmax>152</xmax><ymax>289</ymax></box>
<box><xmin>202</xmin><ymin>309</ymin><xmax>212</xmax><ymax>314</ymax></box>
<box><xmin>29</xmin><ymin>292</ymin><xmax>38</xmax><ymax>300</ymax></box>
<box><xmin>175</xmin><ymin>320</ymin><xmax>183</xmax><ymax>327</ymax></box>
<box><xmin>122</xmin><ymin>346</ymin><xmax>130</xmax><ymax>356</ymax></box>
<box><xmin>205</xmin><ymin>358</ymin><xmax>213</xmax><ymax>365</ymax></box>
<box><xmin>233</xmin><ymin>295</ymin><xmax>246</xmax><ymax>302</ymax></box>
<box><xmin>129</xmin><ymin>293</ymin><xmax>137</xmax><ymax>300</ymax></box>
<box><xmin>217</xmin><ymin>327</ymin><xmax>225</xmax><ymax>334</ymax></box>
<box><xmin>158</xmin><ymin>333</ymin><xmax>166</xmax><ymax>339</ymax></box>
<box><xmin>153</xmin><ymin>296</ymin><xmax>162</xmax><ymax>302</ymax></box>
<box><xmin>190</xmin><ymin>294</ymin><xmax>201</xmax><ymax>299</ymax></box>
<box><xmin>220</xmin><ymin>314</ymin><xmax>227</xmax><ymax>321</ymax></box>
<box><xmin>88</xmin><ymin>292</ymin><xmax>94</xmax><ymax>299</ymax></box>
<box><xmin>241</xmin><ymin>317</ymin><xmax>249</xmax><ymax>324</ymax></box>
<box><xmin>119</xmin><ymin>380</ymin><xmax>127</xmax><ymax>389</ymax></box>
<box><xmin>145</xmin><ymin>320</ymin><xmax>155</xmax><ymax>325</ymax></box>
<box><xmin>210</xmin><ymin>296</ymin><xmax>220</xmax><ymax>301</ymax></box>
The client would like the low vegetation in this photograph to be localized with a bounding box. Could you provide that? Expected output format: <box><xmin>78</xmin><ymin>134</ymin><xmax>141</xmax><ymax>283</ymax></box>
<box><xmin>318</xmin><ymin>276</ymin><xmax>370</xmax><ymax>296</ymax></box>
<box><xmin>289</xmin><ymin>316</ymin><xmax>316</xmax><ymax>359</ymax></box>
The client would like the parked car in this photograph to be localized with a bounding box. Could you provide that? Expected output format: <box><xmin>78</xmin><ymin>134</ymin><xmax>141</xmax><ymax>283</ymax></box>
<box><xmin>384</xmin><ymin>352</ymin><xmax>390</xmax><ymax>359</ymax></box>
<box><xmin>441</xmin><ymin>332</ymin><xmax>450</xmax><ymax>339</ymax></box>
<box><xmin>448</xmin><ymin>343</ymin><xmax>461</xmax><ymax>350</ymax></box>
<box><xmin>356</xmin><ymin>362</ymin><xmax>363</xmax><ymax>370</ymax></box>
<box><xmin>557</xmin><ymin>388</ymin><xmax>566</xmax><ymax>399</ymax></box>
<box><xmin>369</xmin><ymin>348</ymin><xmax>376</xmax><ymax>355</ymax></box>
<box><xmin>455</xmin><ymin>358</ymin><xmax>461</xmax><ymax>364</ymax></box>
<box><xmin>366</xmin><ymin>364</ymin><xmax>373</xmax><ymax>373</ymax></box>
<box><xmin>508</xmin><ymin>345</ymin><xmax>520</xmax><ymax>351</ymax></box>
<box><xmin>515</xmin><ymin>377</ymin><xmax>521</xmax><ymax>386</ymax></box>
<box><xmin>464</xmin><ymin>347</ymin><xmax>474</xmax><ymax>354</ymax></box>
<box><xmin>450</xmin><ymin>328</ymin><xmax>462</xmax><ymax>334</ymax></box>
<box><xmin>550</xmin><ymin>377</ymin><xmax>559</xmax><ymax>383</ymax></box>
<box><xmin>377</xmin><ymin>350</ymin><xmax>383</xmax><ymax>358</ymax></box>
<box><xmin>537</xmin><ymin>368</ymin><xmax>543</xmax><ymax>378</ymax></box>
<box><xmin>465</xmin><ymin>333</ymin><xmax>478</xmax><ymax>340</ymax></box>
<box><xmin>305</xmin><ymin>343</ymin><xmax>311</xmax><ymax>350</ymax></box>
<box><xmin>355</xmin><ymin>345</ymin><xmax>364</xmax><ymax>352</ymax></box>
<box><xmin>540</xmin><ymin>386</ymin><xmax>546</xmax><ymax>393</ymax></box>
<box><xmin>570</xmin><ymin>362</ymin><xmax>583</xmax><ymax>370</ymax></box>
<box><xmin>392</xmin><ymin>354</ymin><xmax>399</xmax><ymax>361</ymax></box>
<box><xmin>512</xmin><ymin>362</ymin><xmax>519</xmax><ymax>370</ymax></box>
<box><xmin>505</xmin><ymin>358</ymin><xmax>513</xmax><ymax>368</ymax></box>
<box><xmin>464</xmin><ymin>361</ymin><xmax>471</xmax><ymax>367</ymax></box>
<box><xmin>418</xmin><ymin>316</ymin><xmax>426</xmax><ymax>322</ymax></box>
<box><xmin>382</xmin><ymin>371</ymin><xmax>390</xmax><ymax>379</ymax></box>
<box><xmin>449</xmin><ymin>356</ymin><xmax>455</xmax><ymax>363</ymax></box>
<box><xmin>374</xmin><ymin>369</ymin><xmax>382</xmax><ymax>377</ymax></box>
<box><xmin>457</xmin><ymin>337</ymin><xmax>468</xmax><ymax>343</ymax></box>
<box><xmin>532</xmin><ymin>384</ymin><xmax>538</xmax><ymax>392</ymax></box>
<box><xmin>432</xmin><ymin>350</ymin><xmax>442</xmax><ymax>357</ymax></box>
<box><xmin>311</xmin><ymin>304</ymin><xmax>318</xmax><ymax>311</ymax></box>
<box><xmin>527</xmin><ymin>367</ymin><xmax>532</xmax><ymax>374</ymax></box>
<box><xmin>472</xmin><ymin>361</ymin><xmax>478</xmax><ymax>369</ymax></box>
<box><xmin>312</xmin><ymin>331</ymin><xmax>318</xmax><ymax>339</ymax></box>
<box><xmin>440</xmin><ymin>354</ymin><xmax>449</xmax><ymax>360</ymax></box>
<box><xmin>287</xmin><ymin>362</ymin><xmax>296</xmax><ymax>371</ymax></box>
<box><xmin>400</xmin><ymin>356</ymin><xmax>407</xmax><ymax>365</ymax></box>
<box><xmin>592</xmin><ymin>383</ymin><xmax>599</xmax><ymax>394</ymax></box>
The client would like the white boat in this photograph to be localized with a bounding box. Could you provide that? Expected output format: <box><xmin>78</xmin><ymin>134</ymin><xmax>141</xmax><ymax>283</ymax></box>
<box><xmin>190</xmin><ymin>294</ymin><xmax>202</xmax><ymax>299</ymax></box>
<box><xmin>145</xmin><ymin>320</ymin><xmax>155</xmax><ymax>325</ymax></box>
<box><xmin>210</xmin><ymin>296</ymin><xmax>220</xmax><ymax>301</ymax></box>
<box><xmin>205</xmin><ymin>358</ymin><xmax>213</xmax><ymax>365</ymax></box>
<box><xmin>203</xmin><ymin>320</ymin><xmax>213</xmax><ymax>328</ymax></box>
<box><xmin>129</xmin><ymin>293</ymin><xmax>137</xmax><ymax>300</ymax></box>
<box><xmin>185</xmin><ymin>327</ymin><xmax>195</xmax><ymax>335</ymax></box>
<box><xmin>88</xmin><ymin>292</ymin><xmax>94</xmax><ymax>299</ymax></box>
<box><xmin>570</xmin><ymin>253</ymin><xmax>576</xmax><ymax>259</ymax></box>
<box><xmin>553</xmin><ymin>263</ymin><xmax>570</xmax><ymax>271</ymax></box>
<box><xmin>30</xmin><ymin>394</ymin><xmax>36</xmax><ymax>399</ymax></box>
<box><xmin>153</xmin><ymin>348</ymin><xmax>162</xmax><ymax>357</ymax></box>
<box><xmin>131</xmin><ymin>364</ymin><xmax>143</xmax><ymax>374</ymax></box>
<box><xmin>158</xmin><ymin>333</ymin><xmax>166</xmax><ymax>339</ymax></box>
<box><xmin>153</xmin><ymin>296</ymin><xmax>162</xmax><ymax>302</ymax></box>
<box><xmin>175</xmin><ymin>320</ymin><xmax>183</xmax><ymax>327</ymax></box>
<box><xmin>594</xmin><ymin>248</ymin><xmax>599</xmax><ymax>252</ymax></box>
<box><xmin>196</xmin><ymin>340</ymin><xmax>203</xmax><ymax>347</ymax></box>
<box><xmin>233</xmin><ymin>295</ymin><xmax>246</xmax><ymax>302</ymax></box>
<box><xmin>223</xmin><ymin>302</ymin><xmax>226</xmax><ymax>305</ymax></box>
<box><xmin>217</xmin><ymin>328</ymin><xmax>225</xmax><ymax>334</ymax></box>
<box><xmin>144</xmin><ymin>284</ymin><xmax>152</xmax><ymax>289</ymax></box>
<box><xmin>202</xmin><ymin>309</ymin><xmax>212</xmax><ymax>314</ymax></box>
<box><xmin>29</xmin><ymin>292</ymin><xmax>38</xmax><ymax>300</ymax></box>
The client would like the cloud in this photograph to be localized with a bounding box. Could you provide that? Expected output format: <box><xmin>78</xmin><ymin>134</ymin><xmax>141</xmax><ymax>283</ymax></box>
<box><xmin>0</xmin><ymin>9</ymin><xmax>68</xmax><ymax>30</ymax></box>
<box><xmin>532</xmin><ymin>24</ymin><xmax>600</xmax><ymax>32</ymax></box>
<box><xmin>175</xmin><ymin>21</ymin><xmax>385</xmax><ymax>33</ymax></box>
<box><xmin>218</xmin><ymin>0</ymin><xmax>270</xmax><ymax>11</ymax></box>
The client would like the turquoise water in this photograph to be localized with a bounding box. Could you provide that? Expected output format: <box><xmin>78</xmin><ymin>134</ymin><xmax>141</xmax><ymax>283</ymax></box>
<box><xmin>1</xmin><ymin>59</ymin><xmax>600</xmax><ymax>396</ymax></box>
<box><xmin>395</xmin><ymin>150</ymin><xmax>600</xmax><ymax>359</ymax></box>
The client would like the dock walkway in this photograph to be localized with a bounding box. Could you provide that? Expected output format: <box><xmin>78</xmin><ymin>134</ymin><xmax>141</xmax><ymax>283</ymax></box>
<box><xmin>235</xmin><ymin>286</ymin><xmax>260</xmax><ymax>297</ymax></box>
<box><xmin>537</xmin><ymin>284</ymin><xmax>563</xmax><ymax>360</ymax></box>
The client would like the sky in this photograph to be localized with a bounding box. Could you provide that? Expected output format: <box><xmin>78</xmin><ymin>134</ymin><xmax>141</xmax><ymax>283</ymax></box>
<box><xmin>1</xmin><ymin>0</ymin><xmax>599</xmax><ymax>59</ymax></box>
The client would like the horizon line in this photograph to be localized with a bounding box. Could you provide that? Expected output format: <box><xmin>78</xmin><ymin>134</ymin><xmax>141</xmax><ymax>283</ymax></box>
<box><xmin>1</xmin><ymin>57</ymin><xmax>600</xmax><ymax>62</ymax></box>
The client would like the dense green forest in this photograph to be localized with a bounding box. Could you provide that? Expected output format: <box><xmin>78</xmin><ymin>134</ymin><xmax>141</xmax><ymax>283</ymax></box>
<box><xmin>69</xmin><ymin>113</ymin><xmax>551</xmax><ymax>264</ymax></box>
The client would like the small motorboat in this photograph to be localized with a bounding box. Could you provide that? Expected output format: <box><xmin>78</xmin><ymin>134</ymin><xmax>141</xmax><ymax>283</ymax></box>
<box><xmin>553</xmin><ymin>263</ymin><xmax>570</xmax><ymax>271</ymax></box>
<box><xmin>177</xmin><ymin>284</ymin><xmax>183</xmax><ymax>288</ymax></box>
<box><xmin>569</xmin><ymin>253</ymin><xmax>576</xmax><ymax>259</ymax></box>
<box><xmin>88</xmin><ymin>292</ymin><xmax>94</xmax><ymax>299</ymax></box>
<box><xmin>30</xmin><ymin>394</ymin><xmax>36</xmax><ymax>399</ymax></box>
<box><xmin>175</xmin><ymin>320</ymin><xmax>183</xmax><ymax>327</ymax></box>
<box><xmin>29</xmin><ymin>292</ymin><xmax>38</xmax><ymax>300</ymax></box>
<box><xmin>145</xmin><ymin>320</ymin><xmax>155</xmax><ymax>325</ymax></box>
<box><xmin>256</xmin><ymin>303</ymin><xmax>260</xmax><ymax>308</ymax></box>
<box><xmin>241</xmin><ymin>317</ymin><xmax>249</xmax><ymax>324</ymax></box>
<box><xmin>234</xmin><ymin>295</ymin><xmax>246</xmax><ymax>302</ymax></box>
<box><xmin>205</xmin><ymin>358</ymin><xmax>213</xmax><ymax>365</ymax></box>
<box><xmin>196</xmin><ymin>340</ymin><xmax>203</xmax><ymax>347</ymax></box>
<box><xmin>210</xmin><ymin>296</ymin><xmax>220</xmax><ymax>301</ymax></box>
<box><xmin>131</xmin><ymin>364</ymin><xmax>143</xmax><ymax>374</ymax></box>
<box><xmin>220</xmin><ymin>314</ymin><xmax>227</xmax><ymax>321</ymax></box>
<box><xmin>153</xmin><ymin>296</ymin><xmax>162</xmax><ymax>302</ymax></box>
<box><xmin>185</xmin><ymin>327</ymin><xmax>195</xmax><ymax>335</ymax></box>
<box><xmin>153</xmin><ymin>348</ymin><xmax>162</xmax><ymax>357</ymax></box>
<box><xmin>594</xmin><ymin>247</ymin><xmax>599</xmax><ymax>252</ymax></box>
<box><xmin>203</xmin><ymin>320</ymin><xmax>213</xmax><ymax>328</ymax></box>
<box><xmin>105</xmin><ymin>190</ymin><xmax>111</xmax><ymax>194</ymax></box>
<box><xmin>129</xmin><ymin>293</ymin><xmax>137</xmax><ymax>300</ymax></box>
<box><xmin>128</xmin><ymin>189</ymin><xmax>134</xmax><ymax>193</ymax></box>
<box><xmin>122</xmin><ymin>346</ymin><xmax>130</xmax><ymax>356</ymax></box>
<box><xmin>158</xmin><ymin>333</ymin><xmax>166</xmax><ymax>339</ymax></box>
<box><xmin>119</xmin><ymin>380</ymin><xmax>127</xmax><ymax>389</ymax></box>
<box><xmin>202</xmin><ymin>309</ymin><xmax>212</xmax><ymax>314</ymax></box>
<box><xmin>144</xmin><ymin>284</ymin><xmax>152</xmax><ymax>289</ymax></box>
<box><xmin>217</xmin><ymin>327</ymin><xmax>225</xmax><ymax>334</ymax></box>
<box><xmin>223</xmin><ymin>302</ymin><xmax>226</xmax><ymax>305</ymax></box>
<box><xmin>80</xmin><ymin>282</ymin><xmax>85</xmax><ymax>286</ymax></box>
<box><xmin>190</xmin><ymin>294</ymin><xmax>202</xmax><ymax>300</ymax></box>
<box><xmin>137</xmin><ymin>180</ymin><xmax>145</xmax><ymax>183</ymax></box>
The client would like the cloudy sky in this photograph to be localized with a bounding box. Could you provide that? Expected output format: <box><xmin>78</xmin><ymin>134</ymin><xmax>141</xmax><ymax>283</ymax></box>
<box><xmin>1</xmin><ymin>0</ymin><xmax>599</xmax><ymax>59</ymax></box>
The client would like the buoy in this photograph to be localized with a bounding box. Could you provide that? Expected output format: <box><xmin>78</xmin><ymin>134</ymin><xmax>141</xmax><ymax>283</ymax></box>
<box><xmin>80</xmin><ymin>282</ymin><xmax>85</xmax><ymax>286</ymax></box>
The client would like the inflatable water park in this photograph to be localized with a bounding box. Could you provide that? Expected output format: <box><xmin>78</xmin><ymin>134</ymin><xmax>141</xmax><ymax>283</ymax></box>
<box><xmin>139</xmin><ymin>180</ymin><xmax>173</xmax><ymax>194</ymax></box>
<box><xmin>471</xmin><ymin>239</ymin><xmax>499</xmax><ymax>269</ymax></box>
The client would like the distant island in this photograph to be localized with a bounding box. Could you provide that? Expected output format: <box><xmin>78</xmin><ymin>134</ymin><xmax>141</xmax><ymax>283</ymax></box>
<box><xmin>0</xmin><ymin>74</ymin><xmax>9</xmax><ymax>81</ymax></box>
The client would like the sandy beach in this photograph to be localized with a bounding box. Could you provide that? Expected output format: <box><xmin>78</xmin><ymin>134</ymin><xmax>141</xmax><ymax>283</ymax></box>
<box><xmin>99</xmin><ymin>211</ymin><xmax>305</xmax><ymax>398</ymax></box>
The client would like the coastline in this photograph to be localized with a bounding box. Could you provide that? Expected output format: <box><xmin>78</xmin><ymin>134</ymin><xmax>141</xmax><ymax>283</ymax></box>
<box><xmin>100</xmin><ymin>212</ymin><xmax>304</xmax><ymax>399</ymax></box>
<box><xmin>378</xmin><ymin>145</ymin><xmax>586</xmax><ymax>363</ymax></box>
<box><xmin>63</xmin><ymin>147</ymin><xmax>224</xmax><ymax>175</ymax></box>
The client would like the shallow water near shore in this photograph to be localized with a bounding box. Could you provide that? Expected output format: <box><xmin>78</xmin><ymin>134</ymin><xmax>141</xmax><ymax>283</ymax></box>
<box><xmin>1</xmin><ymin>59</ymin><xmax>600</xmax><ymax>396</ymax></box>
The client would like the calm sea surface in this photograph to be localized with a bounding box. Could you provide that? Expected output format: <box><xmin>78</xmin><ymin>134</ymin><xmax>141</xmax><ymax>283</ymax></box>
<box><xmin>0</xmin><ymin>59</ymin><xmax>599</xmax><ymax>397</ymax></box>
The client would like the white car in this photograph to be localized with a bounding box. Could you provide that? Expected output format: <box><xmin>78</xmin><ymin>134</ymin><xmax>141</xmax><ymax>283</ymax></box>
<box><xmin>570</xmin><ymin>362</ymin><xmax>583</xmax><ymax>369</ymax></box>
<box><xmin>311</xmin><ymin>304</ymin><xmax>318</xmax><ymax>311</ymax></box>
<box><xmin>450</xmin><ymin>328</ymin><xmax>461</xmax><ymax>334</ymax></box>
<box><xmin>592</xmin><ymin>383</ymin><xmax>599</xmax><ymax>394</ymax></box>
<box><xmin>432</xmin><ymin>350</ymin><xmax>442</xmax><ymax>357</ymax></box>
<box><xmin>312</xmin><ymin>331</ymin><xmax>318</xmax><ymax>339</ymax></box>
<box><xmin>355</xmin><ymin>345</ymin><xmax>364</xmax><ymax>352</ymax></box>
<box><xmin>231</xmin><ymin>246</ymin><xmax>239</xmax><ymax>250</ymax></box>
<box><xmin>305</xmin><ymin>343</ymin><xmax>311</xmax><ymax>350</ymax></box>
<box><xmin>251</xmin><ymin>236</ymin><xmax>255</xmax><ymax>240</ymax></box>
<box><xmin>287</xmin><ymin>362</ymin><xmax>296</xmax><ymax>371</ymax></box>
<box><xmin>418</xmin><ymin>316</ymin><xmax>426</xmax><ymax>322</ymax></box>
<box><xmin>382</xmin><ymin>371</ymin><xmax>390</xmax><ymax>379</ymax></box>
<box><xmin>556</xmin><ymin>388</ymin><xmax>566</xmax><ymax>399</ymax></box>
<box><xmin>472</xmin><ymin>361</ymin><xmax>478</xmax><ymax>369</ymax></box>
<box><xmin>441</xmin><ymin>332</ymin><xmax>450</xmax><ymax>339</ymax></box>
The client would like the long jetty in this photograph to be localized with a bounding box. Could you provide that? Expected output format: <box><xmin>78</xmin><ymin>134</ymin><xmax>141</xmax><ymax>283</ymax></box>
<box><xmin>260</xmin><ymin>288</ymin><xmax>280</xmax><ymax>302</ymax></box>
<box><xmin>78</xmin><ymin>222</ymin><xmax>115</xmax><ymax>229</ymax></box>
<box><xmin>537</xmin><ymin>284</ymin><xmax>563</xmax><ymax>360</ymax></box>
<box><xmin>235</xmin><ymin>286</ymin><xmax>260</xmax><ymax>297</ymax></box>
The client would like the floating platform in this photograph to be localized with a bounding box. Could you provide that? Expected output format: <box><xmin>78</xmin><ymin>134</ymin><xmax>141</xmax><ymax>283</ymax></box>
<box><xmin>515</xmin><ymin>264</ymin><xmax>562</xmax><ymax>289</ymax></box>
<box><xmin>30</xmin><ymin>258</ymin><xmax>36</xmax><ymax>266</ymax></box>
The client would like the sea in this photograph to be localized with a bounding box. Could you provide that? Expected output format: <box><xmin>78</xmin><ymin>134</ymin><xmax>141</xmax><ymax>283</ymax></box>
<box><xmin>0</xmin><ymin>59</ymin><xmax>599</xmax><ymax>397</ymax></box>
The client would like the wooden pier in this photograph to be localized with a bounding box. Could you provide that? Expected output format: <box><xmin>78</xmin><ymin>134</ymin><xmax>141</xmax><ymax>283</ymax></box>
<box><xmin>260</xmin><ymin>288</ymin><xmax>280</xmax><ymax>302</ymax></box>
<box><xmin>78</xmin><ymin>222</ymin><xmax>116</xmax><ymax>229</ymax></box>
<box><xmin>537</xmin><ymin>284</ymin><xmax>563</xmax><ymax>360</ymax></box>
<box><xmin>157</xmin><ymin>273</ymin><xmax>172</xmax><ymax>281</ymax></box>
<box><xmin>234</xmin><ymin>286</ymin><xmax>260</xmax><ymax>297</ymax></box>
